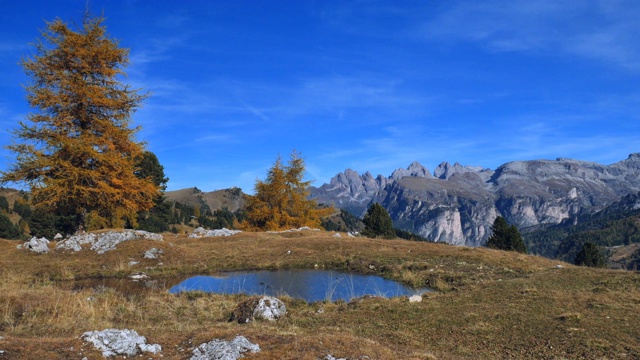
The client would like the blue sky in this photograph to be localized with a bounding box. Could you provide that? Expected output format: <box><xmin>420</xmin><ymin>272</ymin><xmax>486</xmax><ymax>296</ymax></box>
<box><xmin>1</xmin><ymin>1</ymin><xmax>639</xmax><ymax>193</ymax></box>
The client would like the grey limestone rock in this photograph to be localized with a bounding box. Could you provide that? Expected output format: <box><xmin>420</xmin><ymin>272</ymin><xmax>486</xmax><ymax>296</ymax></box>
<box><xmin>189</xmin><ymin>227</ymin><xmax>242</xmax><ymax>238</ymax></box>
<box><xmin>311</xmin><ymin>154</ymin><xmax>640</xmax><ymax>247</ymax></box>
<box><xmin>231</xmin><ymin>296</ymin><xmax>287</xmax><ymax>323</ymax></box>
<box><xmin>24</xmin><ymin>237</ymin><xmax>50</xmax><ymax>254</ymax></box>
<box><xmin>391</xmin><ymin>161</ymin><xmax>432</xmax><ymax>180</ymax></box>
<box><xmin>143</xmin><ymin>247</ymin><xmax>163</xmax><ymax>259</ymax></box>
<box><xmin>56</xmin><ymin>230</ymin><xmax>163</xmax><ymax>254</ymax></box>
<box><xmin>190</xmin><ymin>336</ymin><xmax>260</xmax><ymax>360</ymax></box>
<box><xmin>82</xmin><ymin>328</ymin><xmax>161</xmax><ymax>357</ymax></box>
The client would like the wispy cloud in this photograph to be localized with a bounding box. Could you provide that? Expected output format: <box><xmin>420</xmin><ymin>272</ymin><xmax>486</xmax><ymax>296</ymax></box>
<box><xmin>422</xmin><ymin>0</ymin><xmax>640</xmax><ymax>71</ymax></box>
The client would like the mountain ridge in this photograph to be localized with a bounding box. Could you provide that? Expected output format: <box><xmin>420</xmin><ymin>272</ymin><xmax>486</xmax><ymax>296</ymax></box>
<box><xmin>310</xmin><ymin>153</ymin><xmax>640</xmax><ymax>246</ymax></box>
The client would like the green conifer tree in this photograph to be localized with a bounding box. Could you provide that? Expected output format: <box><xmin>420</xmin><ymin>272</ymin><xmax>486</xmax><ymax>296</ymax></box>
<box><xmin>574</xmin><ymin>242</ymin><xmax>606</xmax><ymax>268</ymax></box>
<box><xmin>486</xmin><ymin>216</ymin><xmax>527</xmax><ymax>253</ymax></box>
<box><xmin>362</xmin><ymin>203</ymin><xmax>396</xmax><ymax>239</ymax></box>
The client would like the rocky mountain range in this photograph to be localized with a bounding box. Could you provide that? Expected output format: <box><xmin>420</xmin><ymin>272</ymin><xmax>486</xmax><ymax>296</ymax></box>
<box><xmin>310</xmin><ymin>154</ymin><xmax>640</xmax><ymax>247</ymax></box>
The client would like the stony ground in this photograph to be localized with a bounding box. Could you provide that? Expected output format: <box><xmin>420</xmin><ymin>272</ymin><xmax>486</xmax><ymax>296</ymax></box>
<box><xmin>0</xmin><ymin>230</ymin><xmax>639</xmax><ymax>359</ymax></box>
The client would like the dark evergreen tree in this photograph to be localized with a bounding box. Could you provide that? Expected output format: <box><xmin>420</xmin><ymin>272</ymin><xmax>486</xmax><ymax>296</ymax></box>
<box><xmin>12</xmin><ymin>200</ymin><xmax>31</xmax><ymax>219</ymax></box>
<box><xmin>362</xmin><ymin>203</ymin><xmax>396</xmax><ymax>239</ymax></box>
<box><xmin>28</xmin><ymin>208</ymin><xmax>76</xmax><ymax>239</ymax></box>
<box><xmin>135</xmin><ymin>151</ymin><xmax>171</xmax><ymax>233</ymax></box>
<box><xmin>0</xmin><ymin>213</ymin><xmax>22</xmax><ymax>239</ymax></box>
<box><xmin>574</xmin><ymin>242</ymin><xmax>606</xmax><ymax>268</ymax></box>
<box><xmin>486</xmin><ymin>216</ymin><xmax>527</xmax><ymax>253</ymax></box>
<box><xmin>0</xmin><ymin>196</ymin><xmax>10</xmax><ymax>213</ymax></box>
<box><xmin>135</xmin><ymin>151</ymin><xmax>169</xmax><ymax>191</ymax></box>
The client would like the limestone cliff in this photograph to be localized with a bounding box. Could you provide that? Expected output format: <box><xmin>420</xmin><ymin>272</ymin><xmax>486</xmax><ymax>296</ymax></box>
<box><xmin>310</xmin><ymin>154</ymin><xmax>640</xmax><ymax>246</ymax></box>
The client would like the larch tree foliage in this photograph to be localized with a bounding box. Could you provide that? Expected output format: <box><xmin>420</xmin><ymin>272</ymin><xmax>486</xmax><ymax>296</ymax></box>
<box><xmin>0</xmin><ymin>15</ymin><xmax>158</xmax><ymax>230</ymax></box>
<box><xmin>244</xmin><ymin>151</ymin><xmax>332</xmax><ymax>231</ymax></box>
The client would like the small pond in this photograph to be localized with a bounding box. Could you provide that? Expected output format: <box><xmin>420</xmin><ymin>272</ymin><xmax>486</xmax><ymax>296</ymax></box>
<box><xmin>169</xmin><ymin>269</ymin><xmax>428</xmax><ymax>302</ymax></box>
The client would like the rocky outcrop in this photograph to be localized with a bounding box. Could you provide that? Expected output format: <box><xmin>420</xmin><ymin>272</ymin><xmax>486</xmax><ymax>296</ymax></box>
<box><xmin>190</xmin><ymin>336</ymin><xmax>260</xmax><ymax>360</ymax></box>
<box><xmin>188</xmin><ymin>227</ymin><xmax>242</xmax><ymax>238</ymax></box>
<box><xmin>56</xmin><ymin>230</ymin><xmax>163</xmax><ymax>254</ymax></box>
<box><xmin>144</xmin><ymin>247</ymin><xmax>163</xmax><ymax>259</ymax></box>
<box><xmin>309</xmin><ymin>169</ymin><xmax>389</xmax><ymax>217</ymax></box>
<box><xmin>82</xmin><ymin>329</ymin><xmax>161</xmax><ymax>357</ymax></box>
<box><xmin>23</xmin><ymin>237</ymin><xmax>50</xmax><ymax>254</ymax></box>
<box><xmin>433</xmin><ymin>161</ymin><xmax>491</xmax><ymax>180</ymax></box>
<box><xmin>390</xmin><ymin>161</ymin><xmax>432</xmax><ymax>180</ymax></box>
<box><xmin>311</xmin><ymin>154</ymin><xmax>640</xmax><ymax>246</ymax></box>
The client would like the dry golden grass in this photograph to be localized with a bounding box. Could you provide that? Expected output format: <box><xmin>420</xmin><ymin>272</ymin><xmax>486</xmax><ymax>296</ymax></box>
<box><xmin>0</xmin><ymin>231</ymin><xmax>638</xmax><ymax>359</ymax></box>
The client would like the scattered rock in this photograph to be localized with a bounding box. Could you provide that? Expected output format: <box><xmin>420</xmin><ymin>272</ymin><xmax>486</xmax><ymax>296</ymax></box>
<box><xmin>347</xmin><ymin>231</ymin><xmax>359</xmax><ymax>237</ymax></box>
<box><xmin>189</xmin><ymin>227</ymin><xmax>242</xmax><ymax>238</ymax></box>
<box><xmin>409</xmin><ymin>295</ymin><xmax>423</xmax><ymax>303</ymax></box>
<box><xmin>128</xmin><ymin>260</ymin><xmax>139</xmax><ymax>266</ymax></box>
<box><xmin>333</xmin><ymin>233</ymin><xmax>341</xmax><ymax>238</ymax></box>
<box><xmin>230</xmin><ymin>296</ymin><xmax>287</xmax><ymax>323</ymax></box>
<box><xmin>555</xmin><ymin>265</ymin><xmax>564</xmax><ymax>269</ymax></box>
<box><xmin>53</xmin><ymin>233</ymin><xmax>63</xmax><ymax>240</ymax></box>
<box><xmin>24</xmin><ymin>237</ymin><xmax>50</xmax><ymax>254</ymax></box>
<box><xmin>81</xmin><ymin>329</ymin><xmax>161</xmax><ymax>357</ymax></box>
<box><xmin>129</xmin><ymin>273</ymin><xmax>148</xmax><ymax>281</ymax></box>
<box><xmin>323</xmin><ymin>355</ymin><xmax>347</xmax><ymax>360</ymax></box>
<box><xmin>266</xmin><ymin>227</ymin><xmax>320</xmax><ymax>233</ymax></box>
<box><xmin>56</xmin><ymin>230</ymin><xmax>163</xmax><ymax>254</ymax></box>
<box><xmin>144</xmin><ymin>247</ymin><xmax>163</xmax><ymax>259</ymax></box>
<box><xmin>190</xmin><ymin>336</ymin><xmax>260</xmax><ymax>360</ymax></box>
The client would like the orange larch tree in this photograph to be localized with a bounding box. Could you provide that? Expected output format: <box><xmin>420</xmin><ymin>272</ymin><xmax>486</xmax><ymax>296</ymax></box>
<box><xmin>244</xmin><ymin>151</ymin><xmax>333</xmax><ymax>231</ymax></box>
<box><xmin>1</xmin><ymin>15</ymin><xmax>159</xmax><ymax>230</ymax></box>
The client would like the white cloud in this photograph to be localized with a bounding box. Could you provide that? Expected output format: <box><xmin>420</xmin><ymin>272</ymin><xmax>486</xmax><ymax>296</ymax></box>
<box><xmin>422</xmin><ymin>0</ymin><xmax>640</xmax><ymax>71</ymax></box>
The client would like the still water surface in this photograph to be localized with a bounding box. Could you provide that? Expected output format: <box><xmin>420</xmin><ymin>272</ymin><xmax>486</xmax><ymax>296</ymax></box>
<box><xmin>169</xmin><ymin>269</ymin><xmax>428</xmax><ymax>302</ymax></box>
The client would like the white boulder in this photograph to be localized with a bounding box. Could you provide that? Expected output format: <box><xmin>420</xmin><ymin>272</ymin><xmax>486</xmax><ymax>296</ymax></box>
<box><xmin>190</xmin><ymin>336</ymin><xmax>260</xmax><ymax>360</ymax></box>
<box><xmin>25</xmin><ymin>237</ymin><xmax>50</xmax><ymax>254</ymax></box>
<box><xmin>253</xmin><ymin>296</ymin><xmax>287</xmax><ymax>321</ymax></box>
<box><xmin>81</xmin><ymin>328</ymin><xmax>161</xmax><ymax>357</ymax></box>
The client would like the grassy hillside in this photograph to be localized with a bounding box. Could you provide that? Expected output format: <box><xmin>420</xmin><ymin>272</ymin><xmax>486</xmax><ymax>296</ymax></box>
<box><xmin>0</xmin><ymin>231</ymin><xmax>638</xmax><ymax>359</ymax></box>
<box><xmin>165</xmin><ymin>187</ymin><xmax>246</xmax><ymax>213</ymax></box>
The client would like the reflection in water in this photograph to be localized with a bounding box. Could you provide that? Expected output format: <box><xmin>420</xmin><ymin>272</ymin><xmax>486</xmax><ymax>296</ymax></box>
<box><xmin>169</xmin><ymin>270</ymin><xmax>428</xmax><ymax>302</ymax></box>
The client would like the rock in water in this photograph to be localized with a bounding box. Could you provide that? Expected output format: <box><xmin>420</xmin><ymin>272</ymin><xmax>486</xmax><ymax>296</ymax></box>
<box><xmin>81</xmin><ymin>329</ymin><xmax>161</xmax><ymax>357</ymax></box>
<box><xmin>190</xmin><ymin>336</ymin><xmax>260</xmax><ymax>360</ymax></box>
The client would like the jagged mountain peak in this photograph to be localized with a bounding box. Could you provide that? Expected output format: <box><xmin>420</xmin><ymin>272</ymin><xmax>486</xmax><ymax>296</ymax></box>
<box><xmin>311</xmin><ymin>154</ymin><xmax>640</xmax><ymax>247</ymax></box>
<box><xmin>391</xmin><ymin>161</ymin><xmax>431</xmax><ymax>180</ymax></box>
<box><xmin>433</xmin><ymin>161</ymin><xmax>486</xmax><ymax>180</ymax></box>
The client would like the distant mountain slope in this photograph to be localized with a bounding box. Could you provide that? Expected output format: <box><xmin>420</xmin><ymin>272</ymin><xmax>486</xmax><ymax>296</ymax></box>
<box><xmin>165</xmin><ymin>187</ymin><xmax>246</xmax><ymax>212</ymax></box>
<box><xmin>523</xmin><ymin>191</ymin><xmax>640</xmax><ymax>261</ymax></box>
<box><xmin>310</xmin><ymin>154</ymin><xmax>640</xmax><ymax>246</ymax></box>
